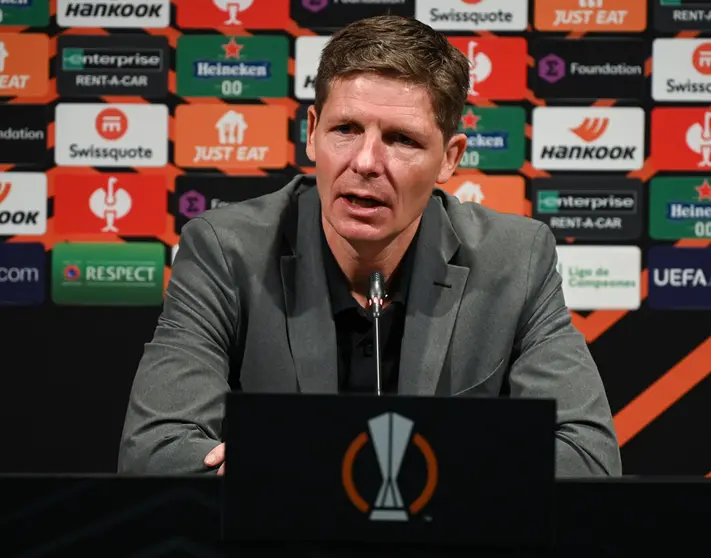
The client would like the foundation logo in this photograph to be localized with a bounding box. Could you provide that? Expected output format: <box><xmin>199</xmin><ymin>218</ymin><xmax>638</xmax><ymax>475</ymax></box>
<box><xmin>458</xmin><ymin>106</ymin><xmax>525</xmax><ymax>170</ymax></box>
<box><xmin>448</xmin><ymin>37</ymin><xmax>528</xmax><ymax>100</ymax></box>
<box><xmin>342</xmin><ymin>412</ymin><xmax>438</xmax><ymax>522</ymax></box>
<box><xmin>0</xmin><ymin>0</ymin><xmax>50</xmax><ymax>26</ymax></box>
<box><xmin>172</xmin><ymin>174</ymin><xmax>284</xmax><ymax>231</ymax></box>
<box><xmin>533</xmin><ymin>39</ymin><xmax>646</xmax><ymax>100</ymax></box>
<box><xmin>0</xmin><ymin>105</ymin><xmax>47</xmax><ymax>165</ymax></box>
<box><xmin>415</xmin><ymin>0</ymin><xmax>528</xmax><ymax>31</ymax></box>
<box><xmin>649</xmin><ymin>177</ymin><xmax>711</xmax><ymax>240</ymax></box>
<box><xmin>174</xmin><ymin>104</ymin><xmax>288</xmax><ymax>169</ymax></box>
<box><xmin>651</xmin><ymin>108</ymin><xmax>711</xmax><ymax>170</ymax></box>
<box><xmin>176</xmin><ymin>35</ymin><xmax>288</xmax><ymax>99</ymax></box>
<box><xmin>177</xmin><ymin>0</ymin><xmax>290</xmax><ymax>29</ymax></box>
<box><xmin>55</xmin><ymin>103</ymin><xmax>168</xmax><ymax>167</ymax></box>
<box><xmin>534</xmin><ymin>0</ymin><xmax>647</xmax><ymax>32</ymax></box>
<box><xmin>0</xmin><ymin>33</ymin><xmax>49</xmax><ymax>97</ymax></box>
<box><xmin>291</xmin><ymin>0</ymin><xmax>413</xmax><ymax>27</ymax></box>
<box><xmin>532</xmin><ymin>107</ymin><xmax>645</xmax><ymax>171</ymax></box>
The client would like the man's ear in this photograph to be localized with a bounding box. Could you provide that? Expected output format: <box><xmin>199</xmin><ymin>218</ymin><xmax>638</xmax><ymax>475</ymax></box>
<box><xmin>306</xmin><ymin>105</ymin><xmax>318</xmax><ymax>163</ymax></box>
<box><xmin>435</xmin><ymin>132</ymin><xmax>467</xmax><ymax>184</ymax></box>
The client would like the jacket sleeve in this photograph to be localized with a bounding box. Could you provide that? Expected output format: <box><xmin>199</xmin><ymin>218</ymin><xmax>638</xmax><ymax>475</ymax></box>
<box><xmin>508</xmin><ymin>223</ymin><xmax>622</xmax><ymax>477</ymax></box>
<box><xmin>117</xmin><ymin>216</ymin><xmax>238</xmax><ymax>475</ymax></box>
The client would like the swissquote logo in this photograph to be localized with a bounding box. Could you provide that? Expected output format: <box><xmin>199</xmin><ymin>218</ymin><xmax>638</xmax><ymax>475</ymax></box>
<box><xmin>342</xmin><ymin>412</ymin><xmax>438</xmax><ymax>522</ymax></box>
<box><xmin>532</xmin><ymin>107</ymin><xmax>644</xmax><ymax>171</ymax></box>
<box><xmin>653</xmin><ymin>39</ymin><xmax>711</xmax><ymax>101</ymax></box>
<box><xmin>57</xmin><ymin>0</ymin><xmax>170</xmax><ymax>28</ymax></box>
<box><xmin>55</xmin><ymin>103</ymin><xmax>168</xmax><ymax>167</ymax></box>
<box><xmin>415</xmin><ymin>0</ymin><xmax>528</xmax><ymax>31</ymax></box>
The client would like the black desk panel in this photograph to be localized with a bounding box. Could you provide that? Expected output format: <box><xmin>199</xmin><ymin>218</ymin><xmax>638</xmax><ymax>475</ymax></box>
<box><xmin>1</xmin><ymin>476</ymin><xmax>709</xmax><ymax>557</ymax></box>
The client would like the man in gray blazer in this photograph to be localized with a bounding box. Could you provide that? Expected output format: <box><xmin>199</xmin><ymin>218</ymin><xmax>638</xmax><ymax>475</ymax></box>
<box><xmin>118</xmin><ymin>15</ymin><xmax>622</xmax><ymax>478</ymax></box>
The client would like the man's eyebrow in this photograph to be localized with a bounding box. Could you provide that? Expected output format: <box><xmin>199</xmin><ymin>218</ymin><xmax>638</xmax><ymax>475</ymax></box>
<box><xmin>326</xmin><ymin>113</ymin><xmax>427</xmax><ymax>137</ymax></box>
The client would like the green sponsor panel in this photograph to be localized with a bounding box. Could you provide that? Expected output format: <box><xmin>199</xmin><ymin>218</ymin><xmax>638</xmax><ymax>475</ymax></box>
<box><xmin>458</xmin><ymin>106</ymin><xmax>525</xmax><ymax>171</ymax></box>
<box><xmin>649</xmin><ymin>177</ymin><xmax>711</xmax><ymax>240</ymax></box>
<box><xmin>51</xmin><ymin>242</ymin><xmax>165</xmax><ymax>306</ymax></box>
<box><xmin>176</xmin><ymin>35</ymin><xmax>288</xmax><ymax>99</ymax></box>
<box><xmin>0</xmin><ymin>0</ymin><xmax>49</xmax><ymax>26</ymax></box>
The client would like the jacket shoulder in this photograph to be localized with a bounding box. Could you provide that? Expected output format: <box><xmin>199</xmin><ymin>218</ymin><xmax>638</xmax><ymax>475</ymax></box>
<box><xmin>435</xmin><ymin>188</ymin><xmax>545</xmax><ymax>248</ymax></box>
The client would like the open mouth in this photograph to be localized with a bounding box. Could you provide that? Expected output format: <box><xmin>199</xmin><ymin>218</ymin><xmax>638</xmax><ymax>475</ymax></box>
<box><xmin>343</xmin><ymin>194</ymin><xmax>384</xmax><ymax>208</ymax></box>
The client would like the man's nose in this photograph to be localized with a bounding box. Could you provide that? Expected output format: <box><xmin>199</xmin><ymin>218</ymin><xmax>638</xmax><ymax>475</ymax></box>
<box><xmin>351</xmin><ymin>132</ymin><xmax>384</xmax><ymax>177</ymax></box>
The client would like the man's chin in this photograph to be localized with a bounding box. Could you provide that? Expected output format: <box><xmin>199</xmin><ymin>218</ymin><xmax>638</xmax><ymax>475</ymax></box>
<box><xmin>332</xmin><ymin>221</ymin><xmax>391</xmax><ymax>246</ymax></box>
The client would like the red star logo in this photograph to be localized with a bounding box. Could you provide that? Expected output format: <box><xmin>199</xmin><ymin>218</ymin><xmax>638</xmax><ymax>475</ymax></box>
<box><xmin>222</xmin><ymin>38</ymin><xmax>243</xmax><ymax>59</ymax></box>
<box><xmin>461</xmin><ymin>109</ymin><xmax>480</xmax><ymax>130</ymax></box>
<box><xmin>696</xmin><ymin>179</ymin><xmax>711</xmax><ymax>200</ymax></box>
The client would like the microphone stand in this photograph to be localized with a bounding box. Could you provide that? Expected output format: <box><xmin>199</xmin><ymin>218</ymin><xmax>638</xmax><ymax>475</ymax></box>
<box><xmin>369</xmin><ymin>272</ymin><xmax>385</xmax><ymax>396</ymax></box>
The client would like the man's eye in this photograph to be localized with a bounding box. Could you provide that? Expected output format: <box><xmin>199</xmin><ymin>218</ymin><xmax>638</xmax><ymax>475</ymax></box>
<box><xmin>395</xmin><ymin>134</ymin><xmax>416</xmax><ymax>146</ymax></box>
<box><xmin>335</xmin><ymin>124</ymin><xmax>353</xmax><ymax>134</ymax></box>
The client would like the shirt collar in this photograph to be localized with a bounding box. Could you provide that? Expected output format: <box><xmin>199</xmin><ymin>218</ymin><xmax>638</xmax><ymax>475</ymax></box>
<box><xmin>321</xmin><ymin>220</ymin><xmax>420</xmax><ymax>316</ymax></box>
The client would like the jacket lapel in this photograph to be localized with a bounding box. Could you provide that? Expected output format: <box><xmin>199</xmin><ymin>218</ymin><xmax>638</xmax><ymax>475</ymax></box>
<box><xmin>280</xmin><ymin>184</ymin><xmax>339</xmax><ymax>393</ymax></box>
<box><xmin>399</xmin><ymin>196</ymin><xmax>470</xmax><ymax>395</ymax></box>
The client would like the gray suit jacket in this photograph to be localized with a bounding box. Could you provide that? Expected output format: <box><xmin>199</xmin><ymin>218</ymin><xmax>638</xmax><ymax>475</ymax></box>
<box><xmin>118</xmin><ymin>175</ymin><xmax>622</xmax><ymax>477</ymax></box>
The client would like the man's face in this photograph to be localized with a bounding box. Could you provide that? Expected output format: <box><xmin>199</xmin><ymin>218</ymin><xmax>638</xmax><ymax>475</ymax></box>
<box><xmin>306</xmin><ymin>74</ymin><xmax>466</xmax><ymax>247</ymax></box>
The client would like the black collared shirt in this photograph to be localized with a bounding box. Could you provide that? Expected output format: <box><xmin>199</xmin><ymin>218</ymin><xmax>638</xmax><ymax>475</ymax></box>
<box><xmin>321</xmin><ymin>226</ymin><xmax>418</xmax><ymax>395</ymax></box>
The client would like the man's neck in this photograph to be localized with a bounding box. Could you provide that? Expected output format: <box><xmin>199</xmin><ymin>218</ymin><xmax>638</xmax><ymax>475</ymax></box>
<box><xmin>322</xmin><ymin>215</ymin><xmax>421</xmax><ymax>304</ymax></box>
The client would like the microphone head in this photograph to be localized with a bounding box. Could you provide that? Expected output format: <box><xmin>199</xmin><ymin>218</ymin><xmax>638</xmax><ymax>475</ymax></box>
<box><xmin>369</xmin><ymin>271</ymin><xmax>384</xmax><ymax>300</ymax></box>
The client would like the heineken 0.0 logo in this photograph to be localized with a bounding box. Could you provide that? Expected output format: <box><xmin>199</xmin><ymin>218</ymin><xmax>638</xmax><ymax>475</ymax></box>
<box><xmin>176</xmin><ymin>35</ymin><xmax>288</xmax><ymax>99</ymax></box>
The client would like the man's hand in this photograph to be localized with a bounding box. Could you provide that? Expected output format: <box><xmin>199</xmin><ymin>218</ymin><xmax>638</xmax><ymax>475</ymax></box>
<box><xmin>204</xmin><ymin>443</ymin><xmax>225</xmax><ymax>476</ymax></box>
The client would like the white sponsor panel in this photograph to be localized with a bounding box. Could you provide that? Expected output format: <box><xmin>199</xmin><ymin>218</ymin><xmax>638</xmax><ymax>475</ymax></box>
<box><xmin>0</xmin><ymin>172</ymin><xmax>47</xmax><ymax>235</ymax></box>
<box><xmin>555</xmin><ymin>245</ymin><xmax>641</xmax><ymax>310</ymax></box>
<box><xmin>55</xmin><ymin>103</ymin><xmax>168</xmax><ymax>168</ymax></box>
<box><xmin>57</xmin><ymin>0</ymin><xmax>170</xmax><ymax>28</ymax></box>
<box><xmin>532</xmin><ymin>107</ymin><xmax>645</xmax><ymax>171</ymax></box>
<box><xmin>295</xmin><ymin>36</ymin><xmax>330</xmax><ymax>101</ymax></box>
<box><xmin>652</xmin><ymin>39</ymin><xmax>711</xmax><ymax>102</ymax></box>
<box><xmin>415</xmin><ymin>0</ymin><xmax>528</xmax><ymax>31</ymax></box>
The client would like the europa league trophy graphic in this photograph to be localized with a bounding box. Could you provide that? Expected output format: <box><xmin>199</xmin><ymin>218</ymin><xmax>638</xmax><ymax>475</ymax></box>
<box><xmin>368</xmin><ymin>412</ymin><xmax>413</xmax><ymax>521</ymax></box>
<box><xmin>214</xmin><ymin>0</ymin><xmax>253</xmax><ymax>25</ymax></box>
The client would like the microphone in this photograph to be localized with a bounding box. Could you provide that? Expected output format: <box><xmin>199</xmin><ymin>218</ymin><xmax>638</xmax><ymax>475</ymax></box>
<box><xmin>368</xmin><ymin>271</ymin><xmax>385</xmax><ymax>396</ymax></box>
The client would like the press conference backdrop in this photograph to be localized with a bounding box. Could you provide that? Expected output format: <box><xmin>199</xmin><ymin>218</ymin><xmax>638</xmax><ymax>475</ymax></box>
<box><xmin>0</xmin><ymin>0</ymin><xmax>709</xmax><ymax>475</ymax></box>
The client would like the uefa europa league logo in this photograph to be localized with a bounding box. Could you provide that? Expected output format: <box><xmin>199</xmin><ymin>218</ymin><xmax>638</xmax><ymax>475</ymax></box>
<box><xmin>342</xmin><ymin>412</ymin><xmax>438</xmax><ymax>521</ymax></box>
